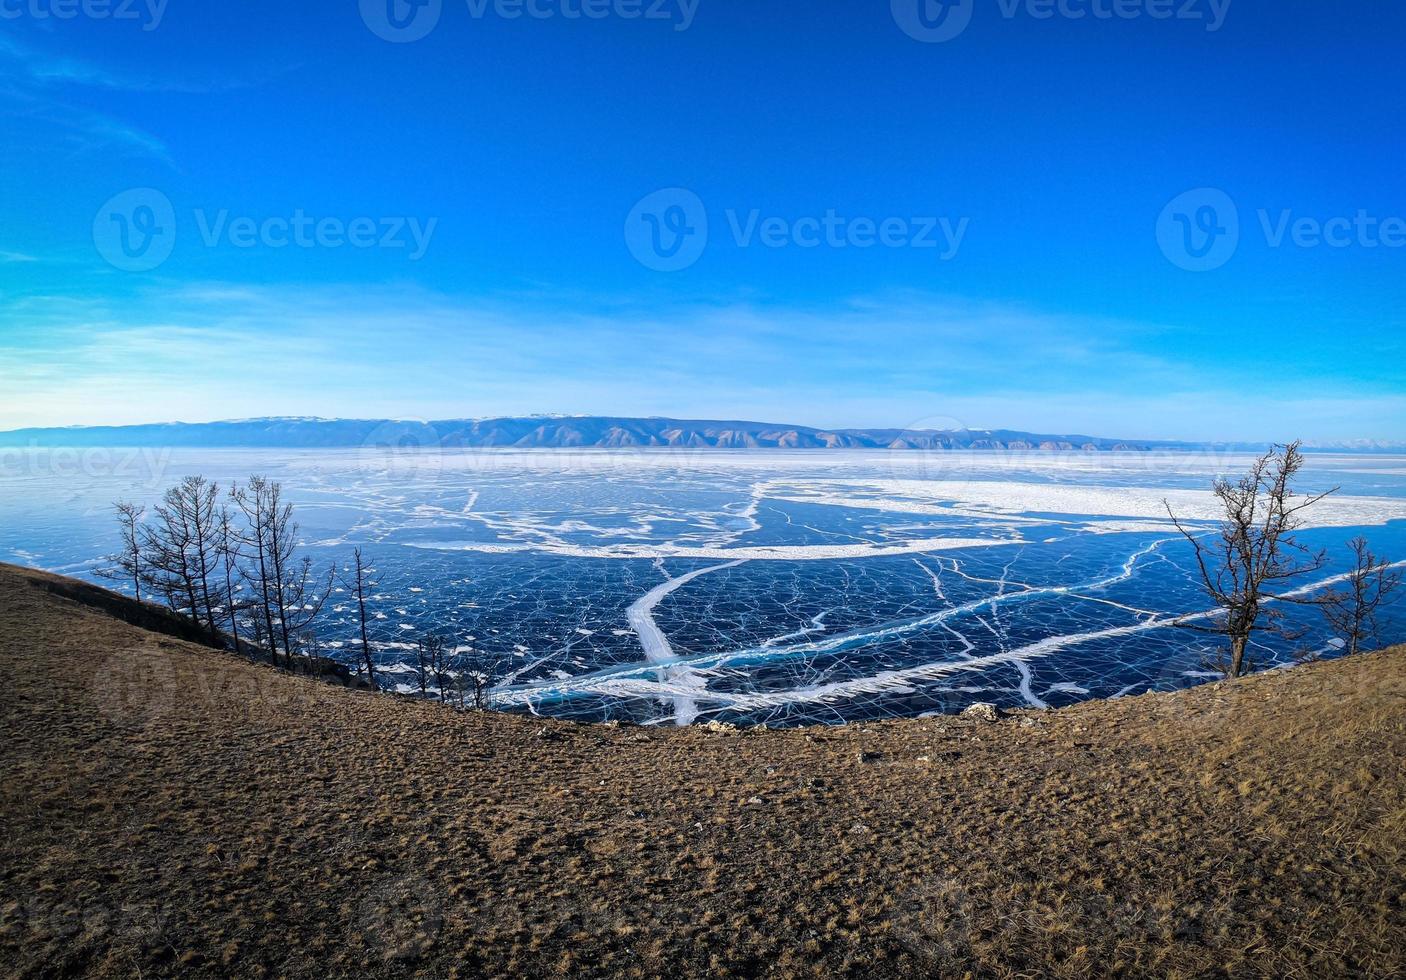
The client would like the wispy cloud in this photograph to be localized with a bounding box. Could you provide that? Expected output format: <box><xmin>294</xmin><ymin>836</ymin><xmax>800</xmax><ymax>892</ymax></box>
<box><xmin>0</xmin><ymin>37</ymin><xmax>177</xmax><ymax>166</ymax></box>
<box><xmin>0</xmin><ymin>34</ymin><xmax>259</xmax><ymax>94</ymax></box>
<box><xmin>1</xmin><ymin>283</ymin><xmax>1400</xmax><ymax>442</ymax></box>
<box><xmin>0</xmin><ymin>33</ymin><xmax>294</xmax><ymax>168</ymax></box>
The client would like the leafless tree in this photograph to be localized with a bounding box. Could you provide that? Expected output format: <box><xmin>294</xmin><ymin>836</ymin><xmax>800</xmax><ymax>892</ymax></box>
<box><xmin>1320</xmin><ymin>537</ymin><xmax>1402</xmax><ymax>657</ymax></box>
<box><xmin>1166</xmin><ymin>441</ymin><xmax>1337</xmax><ymax>678</ymax></box>
<box><xmin>231</xmin><ymin>476</ymin><xmax>329</xmax><ymax>667</ymax></box>
<box><xmin>340</xmin><ymin>548</ymin><xmax>380</xmax><ymax>689</ymax></box>
<box><xmin>454</xmin><ymin>647</ymin><xmax>505</xmax><ymax>711</ymax></box>
<box><xmin>247</xmin><ymin>476</ymin><xmax>296</xmax><ymax>663</ymax></box>
<box><xmin>414</xmin><ymin>635</ymin><xmax>453</xmax><ymax>702</ymax></box>
<box><xmin>215</xmin><ymin>503</ymin><xmax>247</xmax><ymax>654</ymax></box>
<box><xmin>413</xmin><ymin>636</ymin><xmax>435</xmax><ymax>697</ymax></box>
<box><xmin>99</xmin><ymin>501</ymin><xmax>146</xmax><ymax>600</ymax></box>
<box><xmin>141</xmin><ymin>476</ymin><xmax>223</xmax><ymax>645</ymax></box>
<box><xmin>280</xmin><ymin>555</ymin><xmax>334</xmax><ymax>659</ymax></box>
<box><xmin>298</xmin><ymin>630</ymin><xmax>326</xmax><ymax>678</ymax></box>
<box><xmin>231</xmin><ymin>477</ymin><xmax>281</xmax><ymax>664</ymax></box>
<box><xmin>246</xmin><ymin>603</ymin><xmax>275</xmax><ymax>666</ymax></box>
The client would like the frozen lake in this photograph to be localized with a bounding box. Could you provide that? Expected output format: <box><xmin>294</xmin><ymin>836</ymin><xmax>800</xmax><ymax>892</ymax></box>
<box><xmin>3</xmin><ymin>447</ymin><xmax>1405</xmax><ymax>726</ymax></box>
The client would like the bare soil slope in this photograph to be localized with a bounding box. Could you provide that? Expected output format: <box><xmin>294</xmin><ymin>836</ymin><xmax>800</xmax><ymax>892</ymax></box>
<box><xmin>1</xmin><ymin>561</ymin><xmax>1403</xmax><ymax>978</ymax></box>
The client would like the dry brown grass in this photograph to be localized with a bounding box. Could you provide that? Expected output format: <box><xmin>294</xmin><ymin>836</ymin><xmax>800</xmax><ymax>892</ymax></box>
<box><xmin>1</xmin><ymin>560</ymin><xmax>1403</xmax><ymax>978</ymax></box>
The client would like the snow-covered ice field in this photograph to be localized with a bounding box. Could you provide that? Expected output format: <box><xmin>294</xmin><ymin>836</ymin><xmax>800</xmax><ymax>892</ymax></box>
<box><xmin>4</xmin><ymin>448</ymin><xmax>1405</xmax><ymax>726</ymax></box>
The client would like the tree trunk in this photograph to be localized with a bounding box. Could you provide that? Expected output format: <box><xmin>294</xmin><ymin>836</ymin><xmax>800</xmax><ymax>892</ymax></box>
<box><xmin>1229</xmin><ymin>635</ymin><xmax>1247</xmax><ymax>678</ymax></box>
<box><xmin>353</xmin><ymin>552</ymin><xmax>377</xmax><ymax>689</ymax></box>
<box><xmin>224</xmin><ymin>559</ymin><xmax>241</xmax><ymax>655</ymax></box>
<box><xmin>358</xmin><ymin>607</ymin><xmax>376</xmax><ymax>687</ymax></box>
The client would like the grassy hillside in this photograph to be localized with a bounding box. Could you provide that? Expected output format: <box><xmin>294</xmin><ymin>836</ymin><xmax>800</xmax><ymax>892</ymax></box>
<box><xmin>1</xmin><ymin>561</ymin><xmax>1403</xmax><ymax>978</ymax></box>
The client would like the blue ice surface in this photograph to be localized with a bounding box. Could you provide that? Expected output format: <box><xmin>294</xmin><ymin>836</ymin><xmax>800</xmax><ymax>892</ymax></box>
<box><xmin>2</xmin><ymin>448</ymin><xmax>1403</xmax><ymax>727</ymax></box>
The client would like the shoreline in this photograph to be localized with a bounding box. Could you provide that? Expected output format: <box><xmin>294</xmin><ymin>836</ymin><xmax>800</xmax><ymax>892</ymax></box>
<box><xmin>2</xmin><ymin>558</ymin><xmax>1405</xmax><ymax>976</ymax></box>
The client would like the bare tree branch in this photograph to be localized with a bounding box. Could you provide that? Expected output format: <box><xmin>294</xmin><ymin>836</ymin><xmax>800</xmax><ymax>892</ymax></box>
<box><xmin>1319</xmin><ymin>537</ymin><xmax>1403</xmax><ymax>657</ymax></box>
<box><xmin>1165</xmin><ymin>441</ymin><xmax>1337</xmax><ymax>678</ymax></box>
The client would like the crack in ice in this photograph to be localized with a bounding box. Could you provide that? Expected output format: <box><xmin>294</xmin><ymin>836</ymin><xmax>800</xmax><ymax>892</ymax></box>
<box><xmin>625</xmin><ymin>559</ymin><xmax>747</xmax><ymax>725</ymax></box>
<box><xmin>498</xmin><ymin>539</ymin><xmax>1176</xmax><ymax>711</ymax></box>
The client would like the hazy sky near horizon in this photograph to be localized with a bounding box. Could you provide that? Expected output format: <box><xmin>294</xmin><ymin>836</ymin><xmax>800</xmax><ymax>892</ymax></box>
<box><xmin>1</xmin><ymin>1</ymin><xmax>1403</xmax><ymax>441</ymax></box>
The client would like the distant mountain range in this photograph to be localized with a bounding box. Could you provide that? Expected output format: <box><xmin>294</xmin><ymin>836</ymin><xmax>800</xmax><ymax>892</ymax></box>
<box><xmin>0</xmin><ymin>416</ymin><xmax>1397</xmax><ymax>452</ymax></box>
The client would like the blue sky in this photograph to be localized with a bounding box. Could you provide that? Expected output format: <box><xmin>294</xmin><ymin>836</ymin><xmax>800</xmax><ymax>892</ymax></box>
<box><xmin>1</xmin><ymin>0</ymin><xmax>1403</xmax><ymax>440</ymax></box>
